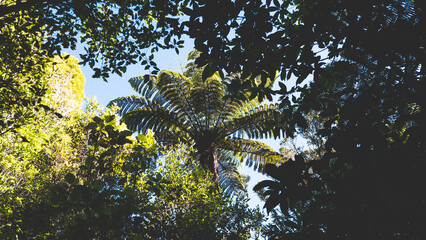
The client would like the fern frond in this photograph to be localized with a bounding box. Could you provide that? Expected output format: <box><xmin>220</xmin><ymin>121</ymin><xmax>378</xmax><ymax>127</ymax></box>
<box><xmin>128</xmin><ymin>75</ymin><xmax>157</xmax><ymax>99</ymax></box>
<box><xmin>219</xmin><ymin>103</ymin><xmax>281</xmax><ymax>139</ymax></box>
<box><xmin>217</xmin><ymin>138</ymin><xmax>285</xmax><ymax>172</ymax></box>
<box><xmin>156</xmin><ymin>71</ymin><xmax>203</xmax><ymax>131</ymax></box>
<box><xmin>216</xmin><ymin>153</ymin><xmax>245</xmax><ymax>196</ymax></box>
<box><xmin>190</xmin><ymin>75</ymin><xmax>226</xmax><ymax>128</ymax></box>
<box><xmin>122</xmin><ymin>106</ymin><xmax>190</xmax><ymax>137</ymax></box>
<box><xmin>108</xmin><ymin>95</ymin><xmax>170</xmax><ymax>117</ymax></box>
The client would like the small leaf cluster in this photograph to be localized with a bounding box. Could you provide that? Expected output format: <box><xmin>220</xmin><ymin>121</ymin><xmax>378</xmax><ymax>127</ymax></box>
<box><xmin>254</xmin><ymin>155</ymin><xmax>313</xmax><ymax>214</ymax></box>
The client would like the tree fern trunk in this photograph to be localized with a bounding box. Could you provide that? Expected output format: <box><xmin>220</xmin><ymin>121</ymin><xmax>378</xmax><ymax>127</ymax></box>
<box><xmin>199</xmin><ymin>145</ymin><xmax>219</xmax><ymax>182</ymax></box>
<box><xmin>209</xmin><ymin>150</ymin><xmax>219</xmax><ymax>182</ymax></box>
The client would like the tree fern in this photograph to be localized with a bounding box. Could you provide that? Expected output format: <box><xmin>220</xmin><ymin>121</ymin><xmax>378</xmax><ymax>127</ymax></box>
<box><xmin>109</xmin><ymin>55</ymin><xmax>286</xmax><ymax>194</ymax></box>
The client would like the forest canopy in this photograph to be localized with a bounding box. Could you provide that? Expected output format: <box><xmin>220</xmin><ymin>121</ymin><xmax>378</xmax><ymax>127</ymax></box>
<box><xmin>1</xmin><ymin>0</ymin><xmax>425</xmax><ymax>239</ymax></box>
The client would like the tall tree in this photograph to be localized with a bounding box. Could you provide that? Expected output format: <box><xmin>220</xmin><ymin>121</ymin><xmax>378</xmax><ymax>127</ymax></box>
<box><xmin>109</xmin><ymin>56</ymin><xmax>285</xmax><ymax>193</ymax></box>
<box><xmin>0</xmin><ymin>55</ymin><xmax>91</xmax><ymax>237</ymax></box>
<box><xmin>1</xmin><ymin>100</ymin><xmax>264</xmax><ymax>239</ymax></box>
<box><xmin>256</xmin><ymin>50</ymin><xmax>425</xmax><ymax>238</ymax></box>
<box><xmin>0</xmin><ymin>3</ymin><xmax>49</xmax><ymax>135</ymax></box>
<box><xmin>1</xmin><ymin>0</ymin><xmax>185</xmax><ymax>133</ymax></box>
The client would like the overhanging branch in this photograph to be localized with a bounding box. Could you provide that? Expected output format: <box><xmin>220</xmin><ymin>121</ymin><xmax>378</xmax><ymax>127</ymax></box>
<box><xmin>0</xmin><ymin>0</ymin><xmax>49</xmax><ymax>18</ymax></box>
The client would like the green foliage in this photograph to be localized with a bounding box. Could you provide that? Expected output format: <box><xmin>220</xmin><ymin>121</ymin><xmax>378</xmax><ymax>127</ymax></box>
<box><xmin>44</xmin><ymin>54</ymin><xmax>86</xmax><ymax>115</ymax></box>
<box><xmin>0</xmin><ymin>53</ymin><xmax>86</xmax><ymax>138</ymax></box>
<box><xmin>3</xmin><ymin>0</ymin><xmax>423</xmax><ymax>238</ymax></box>
<box><xmin>254</xmin><ymin>155</ymin><xmax>310</xmax><ymax>215</ymax></box>
<box><xmin>228</xmin><ymin>1</ymin><xmax>426</xmax><ymax>238</ymax></box>
<box><xmin>300</xmin><ymin>55</ymin><xmax>424</xmax><ymax>238</ymax></box>
<box><xmin>183</xmin><ymin>0</ymin><xmax>424</xmax><ymax>101</ymax></box>
<box><xmin>1</xmin><ymin>108</ymin><xmax>264</xmax><ymax>239</ymax></box>
<box><xmin>257</xmin><ymin>54</ymin><xmax>425</xmax><ymax>238</ymax></box>
<box><xmin>0</xmin><ymin>99</ymin><xmax>95</xmax><ymax>238</ymax></box>
<box><xmin>0</xmin><ymin>0</ymin><xmax>184</xmax><ymax>138</ymax></box>
<box><xmin>1</xmin><ymin>0</ymin><xmax>423</xmax><ymax>98</ymax></box>
<box><xmin>137</xmin><ymin>147</ymin><xmax>264</xmax><ymax>239</ymax></box>
<box><xmin>109</xmin><ymin>56</ymin><xmax>284</xmax><ymax>193</ymax></box>
<box><xmin>0</xmin><ymin>96</ymin><xmax>158</xmax><ymax>238</ymax></box>
<box><xmin>0</xmin><ymin>0</ymin><xmax>186</xmax><ymax>79</ymax></box>
<box><xmin>0</xmin><ymin>0</ymin><xmax>50</xmax><ymax>134</ymax></box>
<box><xmin>261</xmin><ymin>209</ymin><xmax>306</xmax><ymax>240</ymax></box>
<box><xmin>0</xmin><ymin>54</ymin><xmax>91</xmax><ymax>238</ymax></box>
<box><xmin>42</xmin><ymin>110</ymin><xmax>158</xmax><ymax>239</ymax></box>
<box><xmin>1</xmin><ymin>45</ymin><xmax>265</xmax><ymax>238</ymax></box>
<box><xmin>1</xmin><ymin>53</ymin><xmax>264</xmax><ymax>238</ymax></box>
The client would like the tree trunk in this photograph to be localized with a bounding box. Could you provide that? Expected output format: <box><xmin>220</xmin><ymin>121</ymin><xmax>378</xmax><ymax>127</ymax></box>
<box><xmin>199</xmin><ymin>144</ymin><xmax>219</xmax><ymax>182</ymax></box>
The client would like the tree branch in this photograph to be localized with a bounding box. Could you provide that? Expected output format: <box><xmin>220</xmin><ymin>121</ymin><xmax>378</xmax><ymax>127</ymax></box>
<box><xmin>0</xmin><ymin>0</ymin><xmax>49</xmax><ymax>18</ymax></box>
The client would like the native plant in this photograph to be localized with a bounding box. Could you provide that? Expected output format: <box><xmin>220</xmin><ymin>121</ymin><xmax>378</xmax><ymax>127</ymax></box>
<box><xmin>109</xmin><ymin>53</ymin><xmax>285</xmax><ymax>193</ymax></box>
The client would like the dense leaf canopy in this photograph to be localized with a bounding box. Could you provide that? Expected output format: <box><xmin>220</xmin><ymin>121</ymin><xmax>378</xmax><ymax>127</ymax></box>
<box><xmin>1</xmin><ymin>0</ymin><xmax>425</xmax><ymax>238</ymax></box>
<box><xmin>0</xmin><ymin>0</ymin><xmax>186</xmax><ymax>77</ymax></box>
<box><xmin>1</xmin><ymin>57</ymin><xmax>263</xmax><ymax>239</ymax></box>
<box><xmin>256</xmin><ymin>51</ymin><xmax>425</xmax><ymax>239</ymax></box>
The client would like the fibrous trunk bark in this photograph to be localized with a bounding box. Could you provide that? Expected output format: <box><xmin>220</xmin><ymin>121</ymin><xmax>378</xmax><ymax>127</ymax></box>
<box><xmin>199</xmin><ymin>145</ymin><xmax>219</xmax><ymax>182</ymax></box>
